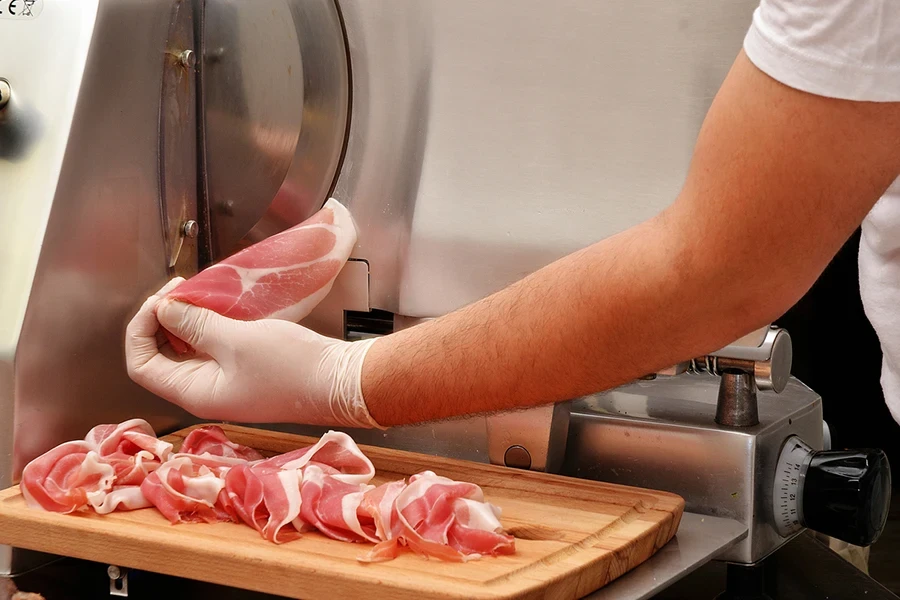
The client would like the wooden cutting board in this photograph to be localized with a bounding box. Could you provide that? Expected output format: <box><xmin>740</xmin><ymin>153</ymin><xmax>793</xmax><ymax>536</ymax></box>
<box><xmin>0</xmin><ymin>424</ymin><xmax>684</xmax><ymax>600</ymax></box>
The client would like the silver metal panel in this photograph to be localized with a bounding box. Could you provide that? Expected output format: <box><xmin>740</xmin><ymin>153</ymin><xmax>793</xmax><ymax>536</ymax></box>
<box><xmin>565</xmin><ymin>375</ymin><xmax>823</xmax><ymax>564</ymax></box>
<box><xmin>11</xmin><ymin>0</ymin><xmax>198</xmax><ymax>465</ymax></box>
<box><xmin>0</xmin><ymin>0</ymin><xmax>101</xmax><ymax>575</ymax></box>
<box><xmin>485</xmin><ymin>403</ymin><xmax>570</xmax><ymax>472</ymax></box>
<box><xmin>334</xmin><ymin>0</ymin><xmax>758</xmax><ymax>317</ymax></box>
<box><xmin>1</xmin><ymin>0</ymin><xmax>203</xmax><ymax>574</ymax></box>
<box><xmin>203</xmin><ymin>0</ymin><xmax>349</xmax><ymax>259</ymax></box>
<box><xmin>587</xmin><ymin>512</ymin><xmax>748</xmax><ymax>600</ymax></box>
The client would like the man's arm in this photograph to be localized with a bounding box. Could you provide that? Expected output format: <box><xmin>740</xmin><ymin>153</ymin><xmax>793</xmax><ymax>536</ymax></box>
<box><xmin>362</xmin><ymin>51</ymin><xmax>900</xmax><ymax>426</ymax></box>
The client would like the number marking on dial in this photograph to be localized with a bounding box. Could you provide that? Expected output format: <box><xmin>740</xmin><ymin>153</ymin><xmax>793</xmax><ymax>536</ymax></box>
<box><xmin>773</xmin><ymin>438</ymin><xmax>813</xmax><ymax>537</ymax></box>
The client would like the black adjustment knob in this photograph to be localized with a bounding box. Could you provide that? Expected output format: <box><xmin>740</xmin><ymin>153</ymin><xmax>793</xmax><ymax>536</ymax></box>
<box><xmin>801</xmin><ymin>449</ymin><xmax>891</xmax><ymax>546</ymax></box>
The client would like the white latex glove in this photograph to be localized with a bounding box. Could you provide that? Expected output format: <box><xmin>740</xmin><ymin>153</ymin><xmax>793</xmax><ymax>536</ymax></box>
<box><xmin>124</xmin><ymin>279</ymin><xmax>383</xmax><ymax>429</ymax></box>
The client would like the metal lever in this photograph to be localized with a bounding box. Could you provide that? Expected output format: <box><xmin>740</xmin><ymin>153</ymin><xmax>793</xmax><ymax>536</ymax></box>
<box><xmin>657</xmin><ymin>327</ymin><xmax>792</xmax><ymax>393</ymax></box>
<box><xmin>710</xmin><ymin>328</ymin><xmax>790</xmax><ymax>427</ymax></box>
<box><xmin>656</xmin><ymin>327</ymin><xmax>792</xmax><ymax>428</ymax></box>
<box><xmin>707</xmin><ymin>327</ymin><xmax>792</xmax><ymax>393</ymax></box>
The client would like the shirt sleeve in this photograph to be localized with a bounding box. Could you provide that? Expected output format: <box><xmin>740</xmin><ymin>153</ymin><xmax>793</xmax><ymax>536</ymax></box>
<box><xmin>743</xmin><ymin>0</ymin><xmax>900</xmax><ymax>102</ymax></box>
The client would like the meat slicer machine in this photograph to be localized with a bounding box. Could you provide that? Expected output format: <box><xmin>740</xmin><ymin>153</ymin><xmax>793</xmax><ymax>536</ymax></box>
<box><xmin>0</xmin><ymin>0</ymin><xmax>892</xmax><ymax>597</ymax></box>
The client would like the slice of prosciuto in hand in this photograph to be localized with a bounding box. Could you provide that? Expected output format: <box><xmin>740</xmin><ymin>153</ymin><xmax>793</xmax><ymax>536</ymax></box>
<box><xmin>161</xmin><ymin>198</ymin><xmax>358</xmax><ymax>354</ymax></box>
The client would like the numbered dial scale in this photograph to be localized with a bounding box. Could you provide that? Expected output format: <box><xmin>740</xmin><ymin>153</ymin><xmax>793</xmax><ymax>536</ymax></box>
<box><xmin>773</xmin><ymin>436</ymin><xmax>892</xmax><ymax>546</ymax></box>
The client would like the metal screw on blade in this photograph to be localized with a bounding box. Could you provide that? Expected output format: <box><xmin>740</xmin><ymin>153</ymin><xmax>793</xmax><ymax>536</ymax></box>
<box><xmin>182</xmin><ymin>220</ymin><xmax>199</xmax><ymax>238</ymax></box>
<box><xmin>179</xmin><ymin>49</ymin><xmax>196</xmax><ymax>69</ymax></box>
<box><xmin>107</xmin><ymin>565</ymin><xmax>122</xmax><ymax>580</ymax></box>
<box><xmin>0</xmin><ymin>79</ymin><xmax>11</xmax><ymax>110</ymax></box>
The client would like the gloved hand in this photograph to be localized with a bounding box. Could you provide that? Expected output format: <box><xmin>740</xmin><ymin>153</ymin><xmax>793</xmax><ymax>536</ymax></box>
<box><xmin>124</xmin><ymin>279</ymin><xmax>383</xmax><ymax>429</ymax></box>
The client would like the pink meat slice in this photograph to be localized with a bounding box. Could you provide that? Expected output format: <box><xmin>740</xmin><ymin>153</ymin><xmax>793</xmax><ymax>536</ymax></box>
<box><xmin>162</xmin><ymin>198</ymin><xmax>357</xmax><ymax>353</ymax></box>
<box><xmin>298</xmin><ymin>465</ymin><xmax>379</xmax><ymax>544</ymax></box>
<box><xmin>180</xmin><ymin>425</ymin><xmax>265</xmax><ymax>462</ymax></box>
<box><xmin>20</xmin><ymin>442</ymin><xmax>115</xmax><ymax>514</ymax></box>
<box><xmin>85</xmin><ymin>419</ymin><xmax>173</xmax><ymax>487</ymax></box>
<box><xmin>258</xmin><ymin>430</ymin><xmax>375</xmax><ymax>485</ymax></box>
<box><xmin>356</xmin><ymin>480</ymin><xmax>408</xmax><ymax>563</ymax></box>
<box><xmin>85</xmin><ymin>419</ymin><xmax>164</xmax><ymax>456</ymax></box>
<box><xmin>140</xmin><ymin>456</ymin><xmax>234</xmax><ymax>524</ymax></box>
<box><xmin>391</xmin><ymin>471</ymin><xmax>515</xmax><ymax>562</ymax></box>
<box><xmin>21</xmin><ymin>419</ymin><xmax>171</xmax><ymax>514</ymax></box>
<box><xmin>101</xmin><ymin>450</ymin><xmax>164</xmax><ymax>488</ymax></box>
<box><xmin>357</xmin><ymin>537</ymin><xmax>403</xmax><ymax>563</ymax></box>
<box><xmin>361</xmin><ymin>480</ymin><xmax>407</xmax><ymax>541</ymax></box>
<box><xmin>223</xmin><ymin>463</ymin><xmax>303</xmax><ymax>543</ymax></box>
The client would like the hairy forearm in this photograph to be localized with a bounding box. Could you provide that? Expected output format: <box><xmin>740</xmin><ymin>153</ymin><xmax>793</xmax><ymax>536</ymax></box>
<box><xmin>362</xmin><ymin>211</ymin><xmax>753</xmax><ymax>426</ymax></box>
<box><xmin>360</xmin><ymin>51</ymin><xmax>900</xmax><ymax>427</ymax></box>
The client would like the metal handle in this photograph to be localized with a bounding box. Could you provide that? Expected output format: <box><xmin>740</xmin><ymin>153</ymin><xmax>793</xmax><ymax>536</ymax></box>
<box><xmin>657</xmin><ymin>328</ymin><xmax>793</xmax><ymax>394</ymax></box>
<box><xmin>654</xmin><ymin>327</ymin><xmax>792</xmax><ymax>428</ymax></box>
<box><xmin>711</xmin><ymin>327</ymin><xmax>793</xmax><ymax>393</ymax></box>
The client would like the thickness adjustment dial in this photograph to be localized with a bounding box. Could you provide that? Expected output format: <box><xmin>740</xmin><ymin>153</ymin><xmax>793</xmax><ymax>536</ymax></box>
<box><xmin>774</xmin><ymin>436</ymin><xmax>891</xmax><ymax>546</ymax></box>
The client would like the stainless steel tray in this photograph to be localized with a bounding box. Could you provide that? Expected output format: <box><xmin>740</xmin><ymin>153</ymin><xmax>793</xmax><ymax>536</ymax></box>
<box><xmin>589</xmin><ymin>512</ymin><xmax>748</xmax><ymax>600</ymax></box>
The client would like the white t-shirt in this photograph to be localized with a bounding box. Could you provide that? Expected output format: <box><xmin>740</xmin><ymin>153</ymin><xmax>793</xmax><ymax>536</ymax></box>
<box><xmin>742</xmin><ymin>0</ymin><xmax>900</xmax><ymax>423</ymax></box>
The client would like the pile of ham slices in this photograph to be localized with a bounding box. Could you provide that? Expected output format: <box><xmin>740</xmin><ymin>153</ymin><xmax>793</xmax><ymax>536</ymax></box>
<box><xmin>20</xmin><ymin>420</ymin><xmax>515</xmax><ymax>562</ymax></box>
<box><xmin>20</xmin><ymin>200</ymin><xmax>515</xmax><ymax>562</ymax></box>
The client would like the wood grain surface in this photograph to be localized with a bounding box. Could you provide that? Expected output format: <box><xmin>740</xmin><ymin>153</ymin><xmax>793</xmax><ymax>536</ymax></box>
<box><xmin>0</xmin><ymin>424</ymin><xmax>684</xmax><ymax>599</ymax></box>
